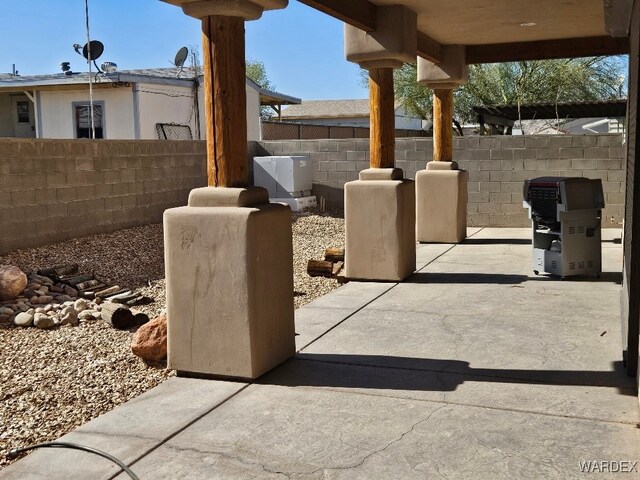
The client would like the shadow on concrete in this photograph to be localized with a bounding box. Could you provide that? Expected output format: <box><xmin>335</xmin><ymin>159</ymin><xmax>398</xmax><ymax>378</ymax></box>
<box><xmin>530</xmin><ymin>271</ymin><xmax>623</xmax><ymax>284</ymax></box>
<box><xmin>406</xmin><ymin>272</ymin><xmax>529</xmax><ymax>285</ymax></box>
<box><xmin>262</xmin><ymin>354</ymin><xmax>635</xmax><ymax>395</ymax></box>
<box><xmin>406</xmin><ymin>272</ymin><xmax>622</xmax><ymax>285</ymax></box>
<box><xmin>461</xmin><ymin>238</ymin><xmax>532</xmax><ymax>245</ymax></box>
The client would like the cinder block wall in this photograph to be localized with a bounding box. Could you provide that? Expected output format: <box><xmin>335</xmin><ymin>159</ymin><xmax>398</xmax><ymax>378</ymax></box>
<box><xmin>256</xmin><ymin>134</ymin><xmax>625</xmax><ymax>227</ymax></box>
<box><xmin>0</xmin><ymin>139</ymin><xmax>206</xmax><ymax>254</ymax></box>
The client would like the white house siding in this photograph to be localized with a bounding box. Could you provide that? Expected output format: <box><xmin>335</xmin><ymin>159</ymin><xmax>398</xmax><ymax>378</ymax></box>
<box><xmin>282</xmin><ymin>108</ymin><xmax>423</xmax><ymax>130</ymax></box>
<box><xmin>196</xmin><ymin>82</ymin><xmax>261</xmax><ymax>141</ymax></box>
<box><xmin>394</xmin><ymin>107</ymin><xmax>423</xmax><ymax>130</ymax></box>
<box><xmin>285</xmin><ymin>117</ymin><xmax>370</xmax><ymax>127</ymax></box>
<box><xmin>246</xmin><ymin>84</ymin><xmax>261</xmax><ymax>141</ymax></box>
<box><xmin>137</xmin><ymin>83</ymin><xmax>197</xmax><ymax>140</ymax></box>
<box><xmin>39</xmin><ymin>87</ymin><xmax>135</xmax><ymax>139</ymax></box>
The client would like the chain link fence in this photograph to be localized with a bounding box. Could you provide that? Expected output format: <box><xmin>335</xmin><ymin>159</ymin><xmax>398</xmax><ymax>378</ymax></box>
<box><xmin>156</xmin><ymin>123</ymin><xmax>193</xmax><ymax>140</ymax></box>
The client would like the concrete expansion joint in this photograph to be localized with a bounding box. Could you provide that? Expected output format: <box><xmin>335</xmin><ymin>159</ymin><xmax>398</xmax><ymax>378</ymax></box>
<box><xmin>108</xmin><ymin>383</ymin><xmax>253</xmax><ymax>479</ymax></box>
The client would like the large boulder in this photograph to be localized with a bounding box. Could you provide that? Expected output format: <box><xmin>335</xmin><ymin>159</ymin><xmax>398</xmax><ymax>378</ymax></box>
<box><xmin>131</xmin><ymin>314</ymin><xmax>167</xmax><ymax>362</ymax></box>
<box><xmin>0</xmin><ymin>265</ymin><xmax>27</xmax><ymax>301</ymax></box>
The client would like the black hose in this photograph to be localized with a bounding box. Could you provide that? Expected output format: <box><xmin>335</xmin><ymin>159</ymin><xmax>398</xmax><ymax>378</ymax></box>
<box><xmin>7</xmin><ymin>441</ymin><xmax>139</xmax><ymax>480</ymax></box>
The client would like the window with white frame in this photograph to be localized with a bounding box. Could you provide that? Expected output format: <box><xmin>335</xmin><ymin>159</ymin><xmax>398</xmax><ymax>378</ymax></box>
<box><xmin>74</xmin><ymin>103</ymin><xmax>104</xmax><ymax>138</ymax></box>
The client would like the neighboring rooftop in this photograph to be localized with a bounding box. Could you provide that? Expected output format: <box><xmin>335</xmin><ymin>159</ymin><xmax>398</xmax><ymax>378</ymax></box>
<box><xmin>281</xmin><ymin>99</ymin><xmax>410</xmax><ymax>120</ymax></box>
<box><xmin>0</xmin><ymin>67</ymin><xmax>301</xmax><ymax>106</ymax></box>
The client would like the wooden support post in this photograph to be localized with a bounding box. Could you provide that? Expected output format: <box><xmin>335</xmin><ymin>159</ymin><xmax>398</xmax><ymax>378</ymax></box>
<box><xmin>433</xmin><ymin>89</ymin><xmax>453</xmax><ymax>161</ymax></box>
<box><xmin>369</xmin><ymin>68</ymin><xmax>395</xmax><ymax>168</ymax></box>
<box><xmin>202</xmin><ymin>16</ymin><xmax>248</xmax><ymax>187</ymax></box>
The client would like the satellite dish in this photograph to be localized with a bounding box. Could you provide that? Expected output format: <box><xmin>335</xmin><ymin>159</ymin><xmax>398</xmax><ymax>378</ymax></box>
<box><xmin>174</xmin><ymin>47</ymin><xmax>189</xmax><ymax>68</ymax></box>
<box><xmin>82</xmin><ymin>40</ymin><xmax>104</xmax><ymax>61</ymax></box>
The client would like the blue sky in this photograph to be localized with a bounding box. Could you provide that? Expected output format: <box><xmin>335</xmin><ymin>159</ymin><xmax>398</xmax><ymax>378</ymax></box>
<box><xmin>0</xmin><ymin>0</ymin><xmax>367</xmax><ymax>100</ymax></box>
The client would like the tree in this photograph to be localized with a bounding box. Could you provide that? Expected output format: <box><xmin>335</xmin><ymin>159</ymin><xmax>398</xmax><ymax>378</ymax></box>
<box><xmin>246</xmin><ymin>59</ymin><xmax>274</xmax><ymax>90</ymax></box>
<box><xmin>388</xmin><ymin>57</ymin><xmax>627</xmax><ymax>128</ymax></box>
<box><xmin>246</xmin><ymin>59</ymin><xmax>276</xmax><ymax>118</ymax></box>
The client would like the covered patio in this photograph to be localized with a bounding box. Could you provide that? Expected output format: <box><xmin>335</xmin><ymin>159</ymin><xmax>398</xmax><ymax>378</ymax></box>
<box><xmin>3</xmin><ymin>228</ymin><xmax>638</xmax><ymax>478</ymax></box>
<box><xmin>3</xmin><ymin>0</ymin><xmax>640</xmax><ymax>477</ymax></box>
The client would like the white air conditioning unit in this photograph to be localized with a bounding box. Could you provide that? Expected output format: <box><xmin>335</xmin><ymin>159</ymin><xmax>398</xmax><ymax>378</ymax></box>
<box><xmin>253</xmin><ymin>156</ymin><xmax>313</xmax><ymax>198</ymax></box>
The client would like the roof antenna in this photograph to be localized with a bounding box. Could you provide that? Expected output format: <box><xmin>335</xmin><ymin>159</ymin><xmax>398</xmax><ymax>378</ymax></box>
<box><xmin>173</xmin><ymin>47</ymin><xmax>188</xmax><ymax>77</ymax></box>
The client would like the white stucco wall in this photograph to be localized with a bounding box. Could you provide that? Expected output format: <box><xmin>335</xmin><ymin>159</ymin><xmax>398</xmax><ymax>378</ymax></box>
<box><xmin>39</xmin><ymin>87</ymin><xmax>135</xmax><ymax>139</ymax></box>
<box><xmin>197</xmin><ymin>81</ymin><xmax>261</xmax><ymax>141</ymax></box>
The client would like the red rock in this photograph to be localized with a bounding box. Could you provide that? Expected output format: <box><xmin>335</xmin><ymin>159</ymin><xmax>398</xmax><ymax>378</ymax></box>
<box><xmin>131</xmin><ymin>314</ymin><xmax>167</xmax><ymax>362</ymax></box>
<box><xmin>0</xmin><ymin>265</ymin><xmax>27</xmax><ymax>301</ymax></box>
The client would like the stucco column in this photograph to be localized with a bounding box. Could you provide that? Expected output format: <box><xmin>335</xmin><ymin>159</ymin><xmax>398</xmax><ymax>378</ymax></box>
<box><xmin>415</xmin><ymin>46</ymin><xmax>469</xmax><ymax>243</ymax></box>
<box><xmin>160</xmin><ymin>0</ymin><xmax>293</xmax><ymax>380</ymax></box>
<box><xmin>342</xmin><ymin>5</ymin><xmax>417</xmax><ymax>281</ymax></box>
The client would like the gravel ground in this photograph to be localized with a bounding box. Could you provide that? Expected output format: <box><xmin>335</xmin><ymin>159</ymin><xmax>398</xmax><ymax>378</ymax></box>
<box><xmin>0</xmin><ymin>207</ymin><xmax>344</xmax><ymax>468</ymax></box>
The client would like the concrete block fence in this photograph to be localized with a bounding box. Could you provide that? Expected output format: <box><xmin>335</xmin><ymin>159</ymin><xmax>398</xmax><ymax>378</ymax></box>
<box><xmin>0</xmin><ymin>139</ymin><xmax>206</xmax><ymax>254</ymax></box>
<box><xmin>256</xmin><ymin>134</ymin><xmax>626</xmax><ymax>228</ymax></box>
<box><xmin>0</xmin><ymin>134</ymin><xmax>625</xmax><ymax>254</ymax></box>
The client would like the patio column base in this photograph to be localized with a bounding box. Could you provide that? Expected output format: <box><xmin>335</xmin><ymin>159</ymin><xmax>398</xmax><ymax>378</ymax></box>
<box><xmin>163</xmin><ymin>186</ymin><xmax>295</xmax><ymax>380</ymax></box>
<box><xmin>345</xmin><ymin>169</ymin><xmax>416</xmax><ymax>281</ymax></box>
<box><xmin>416</xmin><ymin>161</ymin><xmax>469</xmax><ymax>243</ymax></box>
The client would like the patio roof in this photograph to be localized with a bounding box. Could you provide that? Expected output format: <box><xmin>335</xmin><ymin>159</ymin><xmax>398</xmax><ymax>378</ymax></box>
<box><xmin>474</xmin><ymin>99</ymin><xmax>628</xmax><ymax>123</ymax></box>
<box><xmin>298</xmin><ymin>0</ymin><xmax>632</xmax><ymax>63</ymax></box>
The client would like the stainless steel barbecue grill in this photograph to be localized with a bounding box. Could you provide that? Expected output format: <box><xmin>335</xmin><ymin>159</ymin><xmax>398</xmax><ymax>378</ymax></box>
<box><xmin>523</xmin><ymin>176</ymin><xmax>605</xmax><ymax>278</ymax></box>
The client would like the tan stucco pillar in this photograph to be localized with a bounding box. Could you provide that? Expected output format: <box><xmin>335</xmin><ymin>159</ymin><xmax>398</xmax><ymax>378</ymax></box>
<box><xmin>160</xmin><ymin>0</ymin><xmax>294</xmax><ymax>380</ymax></box>
<box><xmin>343</xmin><ymin>6</ymin><xmax>417</xmax><ymax>281</ymax></box>
<box><xmin>416</xmin><ymin>46</ymin><xmax>469</xmax><ymax>243</ymax></box>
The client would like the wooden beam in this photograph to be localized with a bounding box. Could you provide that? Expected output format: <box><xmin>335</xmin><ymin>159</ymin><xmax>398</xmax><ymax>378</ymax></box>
<box><xmin>369</xmin><ymin>68</ymin><xmax>395</xmax><ymax>168</ymax></box>
<box><xmin>202</xmin><ymin>15</ymin><xmax>248</xmax><ymax>187</ymax></box>
<box><xmin>604</xmin><ymin>0</ymin><xmax>634</xmax><ymax>37</ymax></box>
<box><xmin>466</xmin><ymin>36</ymin><xmax>630</xmax><ymax>64</ymax></box>
<box><xmin>417</xmin><ymin>33</ymin><xmax>443</xmax><ymax>63</ymax></box>
<box><xmin>433</xmin><ymin>89</ymin><xmax>453</xmax><ymax>162</ymax></box>
<box><xmin>297</xmin><ymin>0</ymin><xmax>376</xmax><ymax>32</ymax></box>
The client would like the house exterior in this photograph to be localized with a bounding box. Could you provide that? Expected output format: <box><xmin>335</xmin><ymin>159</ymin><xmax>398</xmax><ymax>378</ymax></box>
<box><xmin>0</xmin><ymin>68</ymin><xmax>299</xmax><ymax>141</ymax></box>
<box><xmin>280</xmin><ymin>99</ymin><xmax>425</xmax><ymax>130</ymax></box>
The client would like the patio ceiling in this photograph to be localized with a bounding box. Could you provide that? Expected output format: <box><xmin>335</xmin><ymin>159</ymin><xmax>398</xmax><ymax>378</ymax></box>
<box><xmin>298</xmin><ymin>0</ymin><xmax>631</xmax><ymax>63</ymax></box>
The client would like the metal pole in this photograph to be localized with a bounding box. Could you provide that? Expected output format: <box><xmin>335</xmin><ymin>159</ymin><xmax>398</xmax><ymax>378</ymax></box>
<box><xmin>85</xmin><ymin>0</ymin><xmax>95</xmax><ymax>139</ymax></box>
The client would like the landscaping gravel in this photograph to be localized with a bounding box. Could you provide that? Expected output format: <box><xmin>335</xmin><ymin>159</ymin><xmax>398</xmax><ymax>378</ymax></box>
<box><xmin>0</xmin><ymin>207</ymin><xmax>344</xmax><ymax>468</ymax></box>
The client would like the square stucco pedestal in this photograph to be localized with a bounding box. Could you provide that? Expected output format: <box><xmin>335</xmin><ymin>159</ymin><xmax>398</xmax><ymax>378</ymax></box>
<box><xmin>416</xmin><ymin>162</ymin><xmax>469</xmax><ymax>243</ymax></box>
<box><xmin>164</xmin><ymin>188</ymin><xmax>295</xmax><ymax>380</ymax></box>
<box><xmin>345</xmin><ymin>176</ymin><xmax>416</xmax><ymax>281</ymax></box>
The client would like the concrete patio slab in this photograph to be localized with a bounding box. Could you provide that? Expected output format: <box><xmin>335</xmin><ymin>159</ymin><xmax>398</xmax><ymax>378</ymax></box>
<box><xmin>0</xmin><ymin>378</ymin><xmax>247</xmax><ymax>480</ymax></box>
<box><xmin>3</xmin><ymin>227</ymin><xmax>637</xmax><ymax>480</ymax></box>
<box><xmin>117</xmin><ymin>381</ymin><xmax>639</xmax><ymax>480</ymax></box>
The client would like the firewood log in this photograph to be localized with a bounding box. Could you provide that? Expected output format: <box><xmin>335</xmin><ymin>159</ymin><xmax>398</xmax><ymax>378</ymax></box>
<box><xmin>307</xmin><ymin>260</ymin><xmax>334</xmax><ymax>278</ymax></box>
<box><xmin>324</xmin><ymin>248</ymin><xmax>345</xmax><ymax>262</ymax></box>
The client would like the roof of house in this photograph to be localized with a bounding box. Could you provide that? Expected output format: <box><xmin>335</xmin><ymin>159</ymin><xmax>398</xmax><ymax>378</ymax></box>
<box><xmin>0</xmin><ymin>67</ymin><xmax>300</xmax><ymax>105</ymax></box>
<box><xmin>281</xmin><ymin>99</ymin><xmax>405</xmax><ymax>120</ymax></box>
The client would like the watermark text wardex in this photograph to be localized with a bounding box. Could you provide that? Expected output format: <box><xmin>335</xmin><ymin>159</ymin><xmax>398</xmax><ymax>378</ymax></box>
<box><xmin>579</xmin><ymin>461</ymin><xmax>638</xmax><ymax>473</ymax></box>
